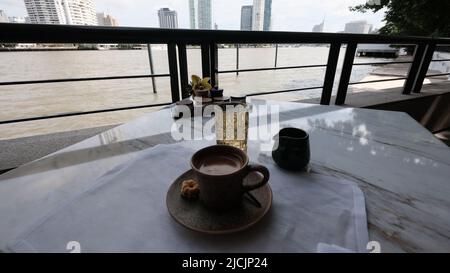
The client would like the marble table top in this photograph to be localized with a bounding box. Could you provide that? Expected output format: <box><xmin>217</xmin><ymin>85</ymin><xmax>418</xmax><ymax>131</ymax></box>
<box><xmin>0</xmin><ymin>99</ymin><xmax>449</xmax><ymax>252</ymax></box>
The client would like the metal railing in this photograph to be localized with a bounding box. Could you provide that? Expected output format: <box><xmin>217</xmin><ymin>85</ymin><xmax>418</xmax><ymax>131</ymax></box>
<box><xmin>1</xmin><ymin>23</ymin><xmax>450</xmax><ymax>124</ymax></box>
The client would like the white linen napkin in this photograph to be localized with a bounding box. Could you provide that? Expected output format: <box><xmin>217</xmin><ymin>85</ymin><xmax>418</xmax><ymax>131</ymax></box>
<box><xmin>8</xmin><ymin>141</ymin><xmax>369</xmax><ymax>253</ymax></box>
<box><xmin>316</xmin><ymin>243</ymin><xmax>355</xmax><ymax>253</ymax></box>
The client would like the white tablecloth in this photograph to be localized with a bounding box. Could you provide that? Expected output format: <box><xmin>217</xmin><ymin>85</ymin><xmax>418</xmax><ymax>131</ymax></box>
<box><xmin>8</xmin><ymin>141</ymin><xmax>368</xmax><ymax>252</ymax></box>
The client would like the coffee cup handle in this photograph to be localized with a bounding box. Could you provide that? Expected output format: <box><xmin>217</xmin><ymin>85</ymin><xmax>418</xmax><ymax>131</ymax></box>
<box><xmin>243</xmin><ymin>164</ymin><xmax>270</xmax><ymax>192</ymax></box>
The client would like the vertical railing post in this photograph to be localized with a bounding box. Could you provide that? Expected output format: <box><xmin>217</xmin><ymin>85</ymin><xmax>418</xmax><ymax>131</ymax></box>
<box><xmin>413</xmin><ymin>43</ymin><xmax>436</xmax><ymax>93</ymax></box>
<box><xmin>236</xmin><ymin>44</ymin><xmax>240</xmax><ymax>76</ymax></box>
<box><xmin>177</xmin><ymin>43</ymin><xmax>189</xmax><ymax>99</ymax></box>
<box><xmin>210</xmin><ymin>43</ymin><xmax>218</xmax><ymax>87</ymax></box>
<box><xmin>335</xmin><ymin>42</ymin><xmax>357</xmax><ymax>105</ymax></box>
<box><xmin>403</xmin><ymin>43</ymin><xmax>427</xmax><ymax>94</ymax></box>
<box><xmin>274</xmin><ymin>44</ymin><xmax>278</xmax><ymax>67</ymax></box>
<box><xmin>167</xmin><ymin>43</ymin><xmax>180</xmax><ymax>102</ymax></box>
<box><xmin>201</xmin><ymin>43</ymin><xmax>211</xmax><ymax>78</ymax></box>
<box><xmin>147</xmin><ymin>44</ymin><xmax>157</xmax><ymax>93</ymax></box>
<box><xmin>320</xmin><ymin>42</ymin><xmax>341</xmax><ymax>105</ymax></box>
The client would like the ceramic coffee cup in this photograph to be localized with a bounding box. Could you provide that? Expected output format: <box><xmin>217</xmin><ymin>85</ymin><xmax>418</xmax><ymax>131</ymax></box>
<box><xmin>272</xmin><ymin>127</ymin><xmax>310</xmax><ymax>171</ymax></box>
<box><xmin>191</xmin><ymin>145</ymin><xmax>270</xmax><ymax>211</ymax></box>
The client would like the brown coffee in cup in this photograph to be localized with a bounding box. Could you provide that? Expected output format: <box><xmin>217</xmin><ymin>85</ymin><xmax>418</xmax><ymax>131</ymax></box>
<box><xmin>198</xmin><ymin>154</ymin><xmax>243</xmax><ymax>175</ymax></box>
<box><xmin>191</xmin><ymin>145</ymin><xmax>270</xmax><ymax>211</ymax></box>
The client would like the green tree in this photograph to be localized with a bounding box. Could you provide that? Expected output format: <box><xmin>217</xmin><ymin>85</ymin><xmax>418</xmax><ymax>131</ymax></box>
<box><xmin>350</xmin><ymin>0</ymin><xmax>450</xmax><ymax>37</ymax></box>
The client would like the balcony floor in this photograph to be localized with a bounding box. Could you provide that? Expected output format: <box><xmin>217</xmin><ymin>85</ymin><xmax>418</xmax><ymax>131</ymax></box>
<box><xmin>298</xmin><ymin>81</ymin><xmax>450</xmax><ymax>107</ymax></box>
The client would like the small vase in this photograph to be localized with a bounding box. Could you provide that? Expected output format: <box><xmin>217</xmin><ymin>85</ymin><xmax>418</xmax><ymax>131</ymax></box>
<box><xmin>194</xmin><ymin>89</ymin><xmax>209</xmax><ymax>97</ymax></box>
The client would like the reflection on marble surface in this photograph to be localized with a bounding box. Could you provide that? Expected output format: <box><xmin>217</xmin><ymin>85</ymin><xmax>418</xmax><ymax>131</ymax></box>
<box><xmin>0</xmin><ymin>99</ymin><xmax>449</xmax><ymax>252</ymax></box>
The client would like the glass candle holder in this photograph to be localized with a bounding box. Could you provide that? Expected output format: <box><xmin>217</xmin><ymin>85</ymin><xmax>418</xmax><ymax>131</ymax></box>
<box><xmin>215</xmin><ymin>102</ymin><xmax>250</xmax><ymax>152</ymax></box>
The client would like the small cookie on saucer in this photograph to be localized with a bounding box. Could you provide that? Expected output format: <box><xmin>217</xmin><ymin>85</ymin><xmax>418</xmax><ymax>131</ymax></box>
<box><xmin>181</xmin><ymin>179</ymin><xmax>200</xmax><ymax>199</ymax></box>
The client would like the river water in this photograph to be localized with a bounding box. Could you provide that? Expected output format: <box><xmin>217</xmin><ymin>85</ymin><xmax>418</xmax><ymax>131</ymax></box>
<box><xmin>0</xmin><ymin>46</ymin><xmax>399</xmax><ymax>139</ymax></box>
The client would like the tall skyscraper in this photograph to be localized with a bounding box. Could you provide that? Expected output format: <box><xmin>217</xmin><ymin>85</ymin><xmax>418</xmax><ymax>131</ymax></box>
<box><xmin>97</xmin><ymin>12</ymin><xmax>118</xmax><ymax>26</ymax></box>
<box><xmin>263</xmin><ymin>0</ymin><xmax>271</xmax><ymax>31</ymax></box>
<box><xmin>251</xmin><ymin>0</ymin><xmax>271</xmax><ymax>31</ymax></box>
<box><xmin>0</xmin><ymin>10</ymin><xmax>9</xmax><ymax>22</ymax></box>
<box><xmin>240</xmin><ymin>5</ymin><xmax>252</xmax><ymax>31</ymax></box>
<box><xmin>344</xmin><ymin>20</ymin><xmax>373</xmax><ymax>34</ymax></box>
<box><xmin>197</xmin><ymin>0</ymin><xmax>212</xmax><ymax>29</ymax></box>
<box><xmin>252</xmin><ymin>0</ymin><xmax>264</xmax><ymax>31</ymax></box>
<box><xmin>189</xmin><ymin>0</ymin><xmax>196</xmax><ymax>29</ymax></box>
<box><xmin>24</xmin><ymin>0</ymin><xmax>97</xmax><ymax>25</ymax></box>
<box><xmin>158</xmin><ymin>8</ymin><xmax>178</xmax><ymax>29</ymax></box>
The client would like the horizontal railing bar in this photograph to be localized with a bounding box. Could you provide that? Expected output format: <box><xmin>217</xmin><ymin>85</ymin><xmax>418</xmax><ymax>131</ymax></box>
<box><xmin>218</xmin><ymin>64</ymin><xmax>327</xmax><ymax>73</ymax></box>
<box><xmin>2</xmin><ymin>23</ymin><xmax>450</xmax><ymax>44</ymax></box>
<box><xmin>0</xmin><ymin>74</ymin><xmax>170</xmax><ymax>86</ymax></box>
<box><xmin>430</xmin><ymin>59</ymin><xmax>450</xmax><ymax>62</ymax></box>
<box><xmin>246</xmin><ymin>86</ymin><xmax>323</xmax><ymax>97</ymax></box>
<box><xmin>0</xmin><ymin>102</ymin><xmax>171</xmax><ymax>125</ymax></box>
<box><xmin>353</xmin><ymin>61</ymin><xmax>413</xmax><ymax>66</ymax></box>
<box><xmin>349</xmin><ymin>77</ymin><xmax>407</xmax><ymax>85</ymax></box>
<box><xmin>424</xmin><ymin>73</ymin><xmax>450</xmax><ymax>78</ymax></box>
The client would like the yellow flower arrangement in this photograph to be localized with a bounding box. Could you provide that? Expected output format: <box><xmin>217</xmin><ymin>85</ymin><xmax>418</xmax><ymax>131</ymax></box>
<box><xmin>190</xmin><ymin>75</ymin><xmax>212</xmax><ymax>96</ymax></box>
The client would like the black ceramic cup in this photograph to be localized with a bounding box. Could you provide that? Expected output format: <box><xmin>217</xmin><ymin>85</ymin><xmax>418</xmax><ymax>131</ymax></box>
<box><xmin>210</xmin><ymin>88</ymin><xmax>224</xmax><ymax>97</ymax></box>
<box><xmin>272</xmin><ymin>127</ymin><xmax>310</xmax><ymax>171</ymax></box>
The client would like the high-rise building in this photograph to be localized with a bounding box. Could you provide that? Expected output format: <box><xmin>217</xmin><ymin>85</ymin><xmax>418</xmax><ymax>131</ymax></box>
<box><xmin>158</xmin><ymin>8</ymin><xmax>178</xmax><ymax>29</ymax></box>
<box><xmin>24</xmin><ymin>0</ymin><xmax>97</xmax><ymax>25</ymax></box>
<box><xmin>252</xmin><ymin>0</ymin><xmax>264</xmax><ymax>31</ymax></box>
<box><xmin>24</xmin><ymin>0</ymin><xmax>66</xmax><ymax>24</ymax></box>
<box><xmin>189</xmin><ymin>0</ymin><xmax>196</xmax><ymax>29</ymax></box>
<box><xmin>263</xmin><ymin>0</ymin><xmax>271</xmax><ymax>31</ymax></box>
<box><xmin>344</xmin><ymin>20</ymin><xmax>373</xmax><ymax>34</ymax></box>
<box><xmin>97</xmin><ymin>12</ymin><xmax>118</xmax><ymax>26</ymax></box>
<box><xmin>240</xmin><ymin>5</ymin><xmax>252</xmax><ymax>31</ymax></box>
<box><xmin>252</xmin><ymin>0</ymin><xmax>271</xmax><ymax>31</ymax></box>
<box><xmin>0</xmin><ymin>10</ymin><xmax>9</xmax><ymax>23</ymax></box>
<box><xmin>9</xmin><ymin>17</ymin><xmax>29</xmax><ymax>23</ymax></box>
<box><xmin>312</xmin><ymin>20</ymin><xmax>324</xmax><ymax>32</ymax></box>
<box><xmin>64</xmin><ymin>0</ymin><xmax>97</xmax><ymax>25</ymax></box>
<box><xmin>197</xmin><ymin>0</ymin><xmax>212</xmax><ymax>29</ymax></box>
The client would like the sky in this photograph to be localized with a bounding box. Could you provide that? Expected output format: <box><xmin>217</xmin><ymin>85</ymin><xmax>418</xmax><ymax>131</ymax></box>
<box><xmin>0</xmin><ymin>0</ymin><xmax>386</xmax><ymax>32</ymax></box>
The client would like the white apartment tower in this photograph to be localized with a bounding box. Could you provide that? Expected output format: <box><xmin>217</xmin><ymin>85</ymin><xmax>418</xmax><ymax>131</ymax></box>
<box><xmin>65</xmin><ymin>0</ymin><xmax>97</xmax><ymax>25</ymax></box>
<box><xmin>24</xmin><ymin>0</ymin><xmax>97</xmax><ymax>25</ymax></box>
<box><xmin>24</xmin><ymin>0</ymin><xmax>66</xmax><ymax>24</ymax></box>
<box><xmin>158</xmin><ymin>8</ymin><xmax>178</xmax><ymax>29</ymax></box>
